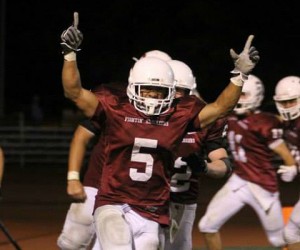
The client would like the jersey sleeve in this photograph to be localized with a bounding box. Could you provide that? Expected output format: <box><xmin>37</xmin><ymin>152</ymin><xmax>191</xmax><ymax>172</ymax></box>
<box><xmin>79</xmin><ymin>119</ymin><xmax>101</xmax><ymax>136</ymax></box>
<box><xmin>91</xmin><ymin>83</ymin><xmax>127</xmax><ymax>123</ymax></box>
<box><xmin>184</xmin><ymin>96</ymin><xmax>206</xmax><ymax>131</ymax></box>
<box><xmin>91</xmin><ymin>86</ymin><xmax>108</xmax><ymax>124</ymax></box>
<box><xmin>258</xmin><ymin>113</ymin><xmax>284</xmax><ymax>149</ymax></box>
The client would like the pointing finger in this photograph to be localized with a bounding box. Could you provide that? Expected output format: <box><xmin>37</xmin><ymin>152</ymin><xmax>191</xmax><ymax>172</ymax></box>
<box><xmin>243</xmin><ymin>35</ymin><xmax>254</xmax><ymax>51</ymax></box>
<box><xmin>73</xmin><ymin>12</ymin><xmax>79</xmax><ymax>28</ymax></box>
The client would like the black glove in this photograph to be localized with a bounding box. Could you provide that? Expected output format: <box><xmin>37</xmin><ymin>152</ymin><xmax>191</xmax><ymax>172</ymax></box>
<box><xmin>60</xmin><ymin>12</ymin><xmax>83</xmax><ymax>55</ymax></box>
<box><xmin>181</xmin><ymin>153</ymin><xmax>208</xmax><ymax>174</ymax></box>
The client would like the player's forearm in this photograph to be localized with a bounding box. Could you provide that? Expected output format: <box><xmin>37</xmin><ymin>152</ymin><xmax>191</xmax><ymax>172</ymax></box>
<box><xmin>67</xmin><ymin>140</ymin><xmax>87</xmax><ymax>182</ymax></box>
<box><xmin>68</xmin><ymin>130</ymin><xmax>93</xmax><ymax>173</ymax></box>
<box><xmin>206</xmin><ymin>160</ymin><xmax>227</xmax><ymax>178</ymax></box>
<box><xmin>68</xmin><ymin>145</ymin><xmax>86</xmax><ymax>172</ymax></box>
<box><xmin>206</xmin><ymin>157</ymin><xmax>232</xmax><ymax>179</ymax></box>
<box><xmin>282</xmin><ymin>156</ymin><xmax>296</xmax><ymax>166</ymax></box>
<box><xmin>62</xmin><ymin>60</ymin><xmax>82</xmax><ymax>101</ymax></box>
<box><xmin>198</xmin><ymin>83</ymin><xmax>241</xmax><ymax>128</ymax></box>
<box><xmin>214</xmin><ymin>82</ymin><xmax>242</xmax><ymax>117</ymax></box>
<box><xmin>273</xmin><ymin>142</ymin><xmax>296</xmax><ymax>166</ymax></box>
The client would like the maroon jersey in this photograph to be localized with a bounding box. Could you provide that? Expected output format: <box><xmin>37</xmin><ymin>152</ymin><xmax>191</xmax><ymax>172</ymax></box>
<box><xmin>83</xmin><ymin>135</ymin><xmax>105</xmax><ymax>188</ymax></box>
<box><xmin>170</xmin><ymin>118</ymin><xmax>228</xmax><ymax>204</ymax></box>
<box><xmin>227</xmin><ymin>111</ymin><xmax>283</xmax><ymax>192</ymax></box>
<box><xmin>77</xmin><ymin>117</ymin><xmax>103</xmax><ymax>188</ymax></box>
<box><xmin>92</xmin><ymin>84</ymin><xmax>205</xmax><ymax>225</ymax></box>
<box><xmin>282</xmin><ymin>116</ymin><xmax>300</xmax><ymax>165</ymax></box>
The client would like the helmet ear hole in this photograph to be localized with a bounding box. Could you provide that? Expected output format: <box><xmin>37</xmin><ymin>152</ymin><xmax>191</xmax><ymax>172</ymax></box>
<box><xmin>273</xmin><ymin>76</ymin><xmax>300</xmax><ymax>120</ymax></box>
<box><xmin>234</xmin><ymin>74</ymin><xmax>264</xmax><ymax>115</ymax></box>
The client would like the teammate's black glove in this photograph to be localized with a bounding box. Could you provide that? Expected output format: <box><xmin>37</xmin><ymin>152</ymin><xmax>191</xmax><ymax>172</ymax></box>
<box><xmin>181</xmin><ymin>153</ymin><xmax>208</xmax><ymax>174</ymax></box>
<box><xmin>60</xmin><ymin>12</ymin><xmax>83</xmax><ymax>55</ymax></box>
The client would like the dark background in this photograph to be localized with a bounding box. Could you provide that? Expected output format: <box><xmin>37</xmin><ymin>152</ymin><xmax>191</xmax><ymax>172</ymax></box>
<box><xmin>2</xmin><ymin>0</ymin><xmax>300</xmax><ymax>123</ymax></box>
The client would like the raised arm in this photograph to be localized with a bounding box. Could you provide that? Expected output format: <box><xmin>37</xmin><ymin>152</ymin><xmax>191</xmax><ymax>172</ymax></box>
<box><xmin>199</xmin><ymin>35</ymin><xmax>260</xmax><ymax>128</ymax></box>
<box><xmin>61</xmin><ymin>12</ymin><xmax>99</xmax><ymax>117</ymax></box>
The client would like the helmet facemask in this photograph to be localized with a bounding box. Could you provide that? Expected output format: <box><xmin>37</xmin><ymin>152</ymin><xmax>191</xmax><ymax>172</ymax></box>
<box><xmin>275</xmin><ymin>98</ymin><xmax>300</xmax><ymax>121</ymax></box>
<box><xmin>127</xmin><ymin>57</ymin><xmax>176</xmax><ymax>116</ymax></box>
<box><xmin>273</xmin><ymin>76</ymin><xmax>300</xmax><ymax>121</ymax></box>
<box><xmin>127</xmin><ymin>82</ymin><xmax>175</xmax><ymax>116</ymax></box>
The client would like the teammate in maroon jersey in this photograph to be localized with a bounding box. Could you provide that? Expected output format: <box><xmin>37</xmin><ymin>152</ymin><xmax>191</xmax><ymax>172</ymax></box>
<box><xmin>199</xmin><ymin>75</ymin><xmax>296</xmax><ymax>249</ymax></box>
<box><xmin>57</xmin><ymin>51</ymin><xmax>172</xmax><ymax>250</ymax></box>
<box><xmin>274</xmin><ymin>76</ymin><xmax>300</xmax><ymax>250</ymax></box>
<box><xmin>57</xmin><ymin>120</ymin><xmax>102</xmax><ymax>250</ymax></box>
<box><xmin>164</xmin><ymin>60</ymin><xmax>232</xmax><ymax>250</ymax></box>
<box><xmin>60</xmin><ymin>12</ymin><xmax>259</xmax><ymax>250</ymax></box>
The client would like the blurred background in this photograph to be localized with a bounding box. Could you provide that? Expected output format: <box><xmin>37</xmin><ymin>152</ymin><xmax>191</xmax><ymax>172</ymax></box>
<box><xmin>1</xmin><ymin>1</ymin><xmax>300</xmax><ymax>249</ymax></box>
<box><xmin>1</xmin><ymin>0</ymin><xmax>299</xmax><ymax>125</ymax></box>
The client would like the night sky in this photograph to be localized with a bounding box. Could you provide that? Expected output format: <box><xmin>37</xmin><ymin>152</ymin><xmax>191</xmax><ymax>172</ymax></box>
<box><xmin>2</xmin><ymin>0</ymin><xmax>300</xmax><ymax>121</ymax></box>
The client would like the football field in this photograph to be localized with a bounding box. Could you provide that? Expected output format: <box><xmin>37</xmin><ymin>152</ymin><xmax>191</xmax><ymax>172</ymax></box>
<box><xmin>0</xmin><ymin>165</ymin><xmax>297</xmax><ymax>249</ymax></box>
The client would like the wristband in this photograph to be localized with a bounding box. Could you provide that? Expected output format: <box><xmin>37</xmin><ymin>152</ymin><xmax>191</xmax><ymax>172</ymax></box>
<box><xmin>67</xmin><ymin>171</ymin><xmax>80</xmax><ymax>180</ymax></box>
<box><xmin>230</xmin><ymin>71</ymin><xmax>248</xmax><ymax>87</ymax></box>
<box><xmin>64</xmin><ymin>52</ymin><xmax>76</xmax><ymax>61</ymax></box>
<box><xmin>220</xmin><ymin>157</ymin><xmax>233</xmax><ymax>177</ymax></box>
<box><xmin>230</xmin><ymin>76</ymin><xmax>244</xmax><ymax>87</ymax></box>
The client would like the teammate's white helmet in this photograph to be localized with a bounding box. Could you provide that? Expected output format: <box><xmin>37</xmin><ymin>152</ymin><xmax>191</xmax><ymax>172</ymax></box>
<box><xmin>234</xmin><ymin>74</ymin><xmax>264</xmax><ymax>115</ymax></box>
<box><xmin>167</xmin><ymin>60</ymin><xmax>197</xmax><ymax>94</ymax></box>
<box><xmin>127</xmin><ymin>57</ymin><xmax>176</xmax><ymax>116</ymax></box>
<box><xmin>273</xmin><ymin>76</ymin><xmax>300</xmax><ymax>120</ymax></box>
<box><xmin>141</xmin><ymin>50</ymin><xmax>172</xmax><ymax>61</ymax></box>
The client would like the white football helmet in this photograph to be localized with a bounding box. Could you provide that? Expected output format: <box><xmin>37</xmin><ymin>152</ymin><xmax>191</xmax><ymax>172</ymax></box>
<box><xmin>141</xmin><ymin>50</ymin><xmax>172</xmax><ymax>61</ymax></box>
<box><xmin>273</xmin><ymin>76</ymin><xmax>300</xmax><ymax>120</ymax></box>
<box><xmin>234</xmin><ymin>74</ymin><xmax>264</xmax><ymax>115</ymax></box>
<box><xmin>167</xmin><ymin>60</ymin><xmax>197</xmax><ymax>94</ymax></box>
<box><xmin>127</xmin><ymin>57</ymin><xmax>176</xmax><ymax>116</ymax></box>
